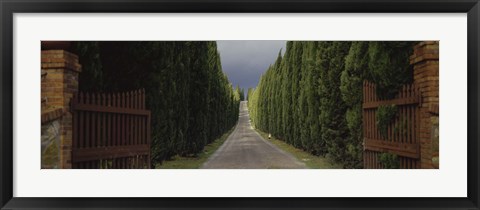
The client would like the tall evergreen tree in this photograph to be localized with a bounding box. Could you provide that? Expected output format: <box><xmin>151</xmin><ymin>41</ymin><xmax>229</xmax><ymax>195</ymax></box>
<box><xmin>318</xmin><ymin>42</ymin><xmax>351</xmax><ymax>162</ymax></box>
<box><xmin>298</xmin><ymin>42</ymin><xmax>318</xmax><ymax>151</ymax></box>
<box><xmin>248</xmin><ymin>41</ymin><xmax>414</xmax><ymax>168</ymax></box>
<box><xmin>73</xmin><ymin>41</ymin><xmax>241</xmax><ymax>166</ymax></box>
<box><xmin>340</xmin><ymin>41</ymin><xmax>369</xmax><ymax>168</ymax></box>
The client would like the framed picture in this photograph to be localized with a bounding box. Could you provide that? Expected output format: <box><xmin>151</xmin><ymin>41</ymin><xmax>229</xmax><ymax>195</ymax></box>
<box><xmin>1</xmin><ymin>0</ymin><xmax>479</xmax><ymax>209</ymax></box>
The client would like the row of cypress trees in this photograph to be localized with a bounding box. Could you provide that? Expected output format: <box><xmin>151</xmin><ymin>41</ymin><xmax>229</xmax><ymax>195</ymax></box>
<box><xmin>72</xmin><ymin>41</ymin><xmax>241</xmax><ymax>167</ymax></box>
<box><xmin>247</xmin><ymin>41</ymin><xmax>414</xmax><ymax>168</ymax></box>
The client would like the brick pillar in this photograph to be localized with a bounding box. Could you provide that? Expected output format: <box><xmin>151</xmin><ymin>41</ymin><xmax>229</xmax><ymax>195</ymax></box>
<box><xmin>410</xmin><ymin>41</ymin><xmax>439</xmax><ymax>169</ymax></box>
<box><xmin>41</xmin><ymin>49</ymin><xmax>81</xmax><ymax>169</ymax></box>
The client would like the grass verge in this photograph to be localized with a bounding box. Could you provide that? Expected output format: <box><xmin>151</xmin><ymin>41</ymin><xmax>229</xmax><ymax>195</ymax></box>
<box><xmin>155</xmin><ymin>127</ymin><xmax>235</xmax><ymax>169</ymax></box>
<box><xmin>255</xmin><ymin>129</ymin><xmax>343</xmax><ymax>169</ymax></box>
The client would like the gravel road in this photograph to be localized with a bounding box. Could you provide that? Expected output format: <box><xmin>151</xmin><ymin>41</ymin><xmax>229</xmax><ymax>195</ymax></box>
<box><xmin>201</xmin><ymin>101</ymin><xmax>307</xmax><ymax>169</ymax></box>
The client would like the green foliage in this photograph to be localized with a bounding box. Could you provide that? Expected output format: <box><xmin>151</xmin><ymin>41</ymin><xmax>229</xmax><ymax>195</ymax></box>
<box><xmin>367</xmin><ymin>42</ymin><xmax>414</xmax><ymax>99</ymax></box>
<box><xmin>393</xmin><ymin>119</ymin><xmax>408</xmax><ymax>140</ymax></box>
<box><xmin>238</xmin><ymin>87</ymin><xmax>245</xmax><ymax>101</ymax></box>
<box><xmin>248</xmin><ymin>41</ymin><xmax>415</xmax><ymax>169</ymax></box>
<box><xmin>156</xmin><ymin>126</ymin><xmax>235</xmax><ymax>169</ymax></box>
<box><xmin>339</xmin><ymin>42</ymin><xmax>369</xmax><ymax>168</ymax></box>
<box><xmin>376</xmin><ymin>105</ymin><xmax>397</xmax><ymax>138</ymax></box>
<box><xmin>71</xmin><ymin>42</ymin><xmax>103</xmax><ymax>92</ymax></box>
<box><xmin>318</xmin><ymin>42</ymin><xmax>351</xmax><ymax>163</ymax></box>
<box><xmin>379</xmin><ymin>153</ymin><xmax>400</xmax><ymax>169</ymax></box>
<box><xmin>72</xmin><ymin>41</ymin><xmax>240</xmax><ymax>167</ymax></box>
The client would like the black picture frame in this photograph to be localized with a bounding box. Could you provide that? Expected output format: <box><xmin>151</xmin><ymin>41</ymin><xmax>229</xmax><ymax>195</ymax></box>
<box><xmin>1</xmin><ymin>0</ymin><xmax>479</xmax><ymax>209</ymax></box>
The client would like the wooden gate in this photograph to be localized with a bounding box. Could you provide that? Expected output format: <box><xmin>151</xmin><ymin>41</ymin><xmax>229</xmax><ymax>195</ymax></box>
<box><xmin>363</xmin><ymin>81</ymin><xmax>421</xmax><ymax>169</ymax></box>
<box><xmin>71</xmin><ymin>89</ymin><xmax>151</xmax><ymax>169</ymax></box>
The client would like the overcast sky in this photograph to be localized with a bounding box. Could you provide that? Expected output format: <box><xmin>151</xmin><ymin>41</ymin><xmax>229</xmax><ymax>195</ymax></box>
<box><xmin>216</xmin><ymin>41</ymin><xmax>286</xmax><ymax>92</ymax></box>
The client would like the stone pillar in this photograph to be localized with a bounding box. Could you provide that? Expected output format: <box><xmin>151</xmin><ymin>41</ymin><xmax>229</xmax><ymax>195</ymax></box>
<box><xmin>410</xmin><ymin>41</ymin><xmax>439</xmax><ymax>169</ymax></box>
<box><xmin>41</xmin><ymin>44</ymin><xmax>81</xmax><ymax>169</ymax></box>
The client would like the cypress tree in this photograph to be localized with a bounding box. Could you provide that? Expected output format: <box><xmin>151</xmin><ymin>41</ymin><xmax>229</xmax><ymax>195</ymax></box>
<box><xmin>290</xmin><ymin>42</ymin><xmax>303</xmax><ymax>147</ymax></box>
<box><xmin>340</xmin><ymin>41</ymin><xmax>369</xmax><ymax>168</ymax></box>
<box><xmin>298</xmin><ymin>42</ymin><xmax>318</xmax><ymax>151</ymax></box>
<box><xmin>73</xmin><ymin>41</ymin><xmax>240</xmax><ymax>166</ymax></box>
<box><xmin>249</xmin><ymin>41</ymin><xmax>416</xmax><ymax>168</ymax></box>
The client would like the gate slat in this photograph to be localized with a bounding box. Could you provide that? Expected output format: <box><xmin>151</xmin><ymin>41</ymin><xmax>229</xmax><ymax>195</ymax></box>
<box><xmin>134</xmin><ymin>90</ymin><xmax>139</xmax><ymax>146</ymax></box>
<box><xmin>90</xmin><ymin>93</ymin><xmax>96</xmax><ymax>148</ymax></box>
<box><xmin>122</xmin><ymin>92</ymin><xmax>126</xmax><ymax>146</ymax></box>
<box><xmin>85</xmin><ymin>93</ymin><xmax>91</xmax><ymax>148</ymax></box>
<box><xmin>117</xmin><ymin>93</ymin><xmax>122</xmax><ymax>147</ymax></box>
<box><xmin>107</xmin><ymin>93</ymin><xmax>111</xmax><ymax>147</ymax></box>
<box><xmin>96</xmin><ymin>93</ymin><xmax>102</xmax><ymax>148</ymax></box>
<box><xmin>126</xmin><ymin>91</ymin><xmax>131</xmax><ymax>146</ymax></box>
<box><xmin>102</xmin><ymin>93</ymin><xmax>106</xmax><ymax>147</ymax></box>
<box><xmin>72</xmin><ymin>89</ymin><xmax>151</xmax><ymax>169</ymax></box>
<box><xmin>363</xmin><ymin>81</ymin><xmax>420</xmax><ymax>169</ymax></box>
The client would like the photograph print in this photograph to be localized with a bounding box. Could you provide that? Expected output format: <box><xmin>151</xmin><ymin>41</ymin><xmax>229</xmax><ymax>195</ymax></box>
<box><xmin>40</xmin><ymin>40</ymin><xmax>439</xmax><ymax>169</ymax></box>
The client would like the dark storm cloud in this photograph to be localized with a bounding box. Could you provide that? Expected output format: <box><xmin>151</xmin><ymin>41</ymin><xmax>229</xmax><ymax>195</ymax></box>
<box><xmin>216</xmin><ymin>41</ymin><xmax>286</xmax><ymax>91</ymax></box>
